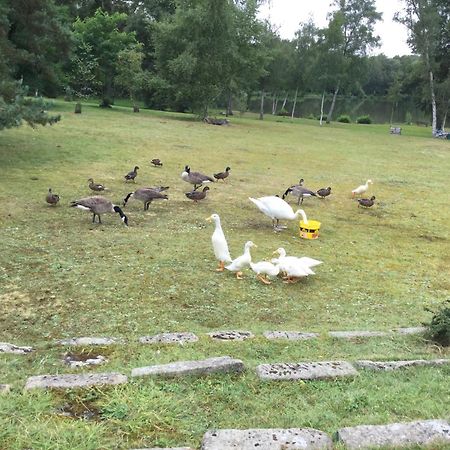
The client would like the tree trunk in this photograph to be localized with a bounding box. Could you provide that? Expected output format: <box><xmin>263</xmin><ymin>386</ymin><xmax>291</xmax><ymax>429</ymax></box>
<box><xmin>326</xmin><ymin>81</ymin><xmax>340</xmax><ymax>124</ymax></box>
<box><xmin>319</xmin><ymin>92</ymin><xmax>325</xmax><ymax>126</ymax></box>
<box><xmin>291</xmin><ymin>88</ymin><xmax>298</xmax><ymax>119</ymax></box>
<box><xmin>259</xmin><ymin>90</ymin><xmax>265</xmax><ymax>120</ymax></box>
<box><xmin>74</xmin><ymin>102</ymin><xmax>82</xmax><ymax>114</ymax></box>
<box><xmin>226</xmin><ymin>91</ymin><xmax>233</xmax><ymax>116</ymax></box>
<box><xmin>281</xmin><ymin>93</ymin><xmax>288</xmax><ymax>111</ymax></box>
<box><xmin>428</xmin><ymin>69</ymin><xmax>437</xmax><ymax>135</ymax></box>
<box><xmin>272</xmin><ymin>95</ymin><xmax>277</xmax><ymax>115</ymax></box>
<box><xmin>100</xmin><ymin>75</ymin><xmax>114</xmax><ymax>108</ymax></box>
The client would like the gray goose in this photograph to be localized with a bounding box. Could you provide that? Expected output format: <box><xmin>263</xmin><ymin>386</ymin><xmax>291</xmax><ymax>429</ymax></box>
<box><xmin>214</xmin><ymin>166</ymin><xmax>231</xmax><ymax>182</ymax></box>
<box><xmin>124</xmin><ymin>166</ymin><xmax>139</xmax><ymax>182</ymax></box>
<box><xmin>316</xmin><ymin>186</ymin><xmax>331</xmax><ymax>198</ymax></box>
<box><xmin>70</xmin><ymin>196</ymin><xmax>128</xmax><ymax>225</ymax></box>
<box><xmin>88</xmin><ymin>178</ymin><xmax>107</xmax><ymax>192</ymax></box>
<box><xmin>282</xmin><ymin>178</ymin><xmax>316</xmax><ymax>205</ymax></box>
<box><xmin>46</xmin><ymin>188</ymin><xmax>60</xmax><ymax>205</ymax></box>
<box><xmin>123</xmin><ymin>187</ymin><xmax>169</xmax><ymax>210</ymax></box>
<box><xmin>358</xmin><ymin>196</ymin><xmax>376</xmax><ymax>208</ymax></box>
<box><xmin>181</xmin><ymin>165</ymin><xmax>214</xmax><ymax>190</ymax></box>
<box><xmin>185</xmin><ymin>186</ymin><xmax>209</xmax><ymax>202</ymax></box>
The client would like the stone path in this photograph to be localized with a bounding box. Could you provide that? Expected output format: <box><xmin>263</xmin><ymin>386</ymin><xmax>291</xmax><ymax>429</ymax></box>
<box><xmin>0</xmin><ymin>342</ymin><xmax>33</xmax><ymax>354</ymax></box>
<box><xmin>131</xmin><ymin>356</ymin><xmax>244</xmax><ymax>379</ymax></box>
<box><xmin>264</xmin><ymin>331</ymin><xmax>319</xmax><ymax>340</ymax></box>
<box><xmin>207</xmin><ymin>331</ymin><xmax>254</xmax><ymax>341</ymax></box>
<box><xmin>202</xmin><ymin>428</ymin><xmax>333</xmax><ymax>449</ymax></box>
<box><xmin>328</xmin><ymin>331</ymin><xmax>390</xmax><ymax>339</ymax></box>
<box><xmin>355</xmin><ymin>359</ymin><xmax>449</xmax><ymax>371</ymax></box>
<box><xmin>25</xmin><ymin>372</ymin><xmax>128</xmax><ymax>390</ymax></box>
<box><xmin>56</xmin><ymin>337</ymin><xmax>121</xmax><ymax>346</ymax></box>
<box><xmin>336</xmin><ymin>419</ymin><xmax>450</xmax><ymax>449</ymax></box>
<box><xmin>139</xmin><ymin>333</ymin><xmax>198</xmax><ymax>345</ymax></box>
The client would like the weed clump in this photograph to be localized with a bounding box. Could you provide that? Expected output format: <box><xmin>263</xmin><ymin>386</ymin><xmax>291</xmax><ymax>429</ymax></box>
<box><xmin>424</xmin><ymin>300</ymin><xmax>450</xmax><ymax>346</ymax></box>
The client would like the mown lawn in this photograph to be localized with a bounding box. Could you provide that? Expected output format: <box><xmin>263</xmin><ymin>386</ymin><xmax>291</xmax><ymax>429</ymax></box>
<box><xmin>0</xmin><ymin>100</ymin><xmax>449</xmax><ymax>449</ymax></box>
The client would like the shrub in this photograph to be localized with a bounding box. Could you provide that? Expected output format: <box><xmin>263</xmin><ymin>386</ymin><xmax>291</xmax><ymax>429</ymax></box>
<box><xmin>277</xmin><ymin>108</ymin><xmax>289</xmax><ymax>117</ymax></box>
<box><xmin>356</xmin><ymin>115</ymin><xmax>372</xmax><ymax>124</ymax></box>
<box><xmin>337</xmin><ymin>114</ymin><xmax>351</xmax><ymax>123</ymax></box>
<box><xmin>424</xmin><ymin>300</ymin><xmax>450</xmax><ymax>346</ymax></box>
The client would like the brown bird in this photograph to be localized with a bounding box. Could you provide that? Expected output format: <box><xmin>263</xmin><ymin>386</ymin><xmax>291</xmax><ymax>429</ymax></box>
<box><xmin>185</xmin><ymin>186</ymin><xmax>210</xmax><ymax>202</ymax></box>
<box><xmin>70</xmin><ymin>196</ymin><xmax>128</xmax><ymax>225</ymax></box>
<box><xmin>316</xmin><ymin>186</ymin><xmax>331</xmax><ymax>198</ymax></box>
<box><xmin>358</xmin><ymin>196</ymin><xmax>376</xmax><ymax>208</ymax></box>
<box><xmin>214</xmin><ymin>166</ymin><xmax>231</xmax><ymax>182</ymax></box>
<box><xmin>88</xmin><ymin>178</ymin><xmax>107</xmax><ymax>192</ymax></box>
<box><xmin>46</xmin><ymin>188</ymin><xmax>60</xmax><ymax>206</ymax></box>
<box><xmin>124</xmin><ymin>166</ymin><xmax>139</xmax><ymax>182</ymax></box>
<box><xmin>151</xmin><ymin>158</ymin><xmax>163</xmax><ymax>167</ymax></box>
<box><xmin>123</xmin><ymin>187</ymin><xmax>169</xmax><ymax>210</ymax></box>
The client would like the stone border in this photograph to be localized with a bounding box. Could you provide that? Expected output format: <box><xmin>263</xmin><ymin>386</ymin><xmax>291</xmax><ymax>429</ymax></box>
<box><xmin>139</xmin><ymin>333</ymin><xmax>198</xmax><ymax>345</ymax></box>
<box><xmin>355</xmin><ymin>359</ymin><xmax>449</xmax><ymax>371</ymax></box>
<box><xmin>0</xmin><ymin>342</ymin><xmax>33</xmax><ymax>354</ymax></box>
<box><xmin>56</xmin><ymin>337</ymin><xmax>122</xmax><ymax>346</ymax></box>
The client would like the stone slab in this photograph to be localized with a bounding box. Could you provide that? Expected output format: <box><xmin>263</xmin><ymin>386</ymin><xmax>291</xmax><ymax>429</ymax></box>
<box><xmin>328</xmin><ymin>331</ymin><xmax>389</xmax><ymax>339</ymax></box>
<box><xmin>24</xmin><ymin>372</ymin><xmax>128</xmax><ymax>390</ymax></box>
<box><xmin>355</xmin><ymin>359</ymin><xmax>450</xmax><ymax>371</ymax></box>
<box><xmin>264</xmin><ymin>331</ymin><xmax>319</xmax><ymax>341</ymax></box>
<box><xmin>0</xmin><ymin>384</ymin><xmax>11</xmax><ymax>394</ymax></box>
<box><xmin>207</xmin><ymin>331</ymin><xmax>254</xmax><ymax>341</ymax></box>
<box><xmin>256</xmin><ymin>361</ymin><xmax>358</xmax><ymax>381</ymax></box>
<box><xmin>64</xmin><ymin>354</ymin><xmax>108</xmax><ymax>368</ymax></box>
<box><xmin>131</xmin><ymin>448</ymin><xmax>193</xmax><ymax>450</ymax></box>
<box><xmin>139</xmin><ymin>332</ymin><xmax>198</xmax><ymax>345</ymax></box>
<box><xmin>201</xmin><ymin>428</ymin><xmax>333</xmax><ymax>449</ymax></box>
<box><xmin>336</xmin><ymin>419</ymin><xmax>450</xmax><ymax>449</ymax></box>
<box><xmin>131</xmin><ymin>356</ymin><xmax>244</xmax><ymax>378</ymax></box>
<box><xmin>56</xmin><ymin>337</ymin><xmax>121</xmax><ymax>346</ymax></box>
<box><xmin>395</xmin><ymin>327</ymin><xmax>426</xmax><ymax>335</ymax></box>
<box><xmin>0</xmin><ymin>342</ymin><xmax>33</xmax><ymax>354</ymax></box>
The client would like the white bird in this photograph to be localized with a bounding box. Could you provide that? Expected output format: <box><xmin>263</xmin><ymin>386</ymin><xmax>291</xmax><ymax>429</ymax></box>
<box><xmin>206</xmin><ymin>213</ymin><xmax>232</xmax><ymax>271</ymax></box>
<box><xmin>250</xmin><ymin>261</ymin><xmax>280</xmax><ymax>285</ymax></box>
<box><xmin>225</xmin><ymin>240</ymin><xmax>256</xmax><ymax>279</ymax></box>
<box><xmin>352</xmin><ymin>179</ymin><xmax>372</xmax><ymax>197</ymax></box>
<box><xmin>272</xmin><ymin>248</ymin><xmax>322</xmax><ymax>283</ymax></box>
<box><xmin>249</xmin><ymin>196</ymin><xmax>308</xmax><ymax>231</ymax></box>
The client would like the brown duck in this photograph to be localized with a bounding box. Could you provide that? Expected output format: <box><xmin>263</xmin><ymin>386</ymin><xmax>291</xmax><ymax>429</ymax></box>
<box><xmin>46</xmin><ymin>188</ymin><xmax>60</xmax><ymax>206</ymax></box>
<box><xmin>151</xmin><ymin>158</ymin><xmax>163</xmax><ymax>167</ymax></box>
<box><xmin>358</xmin><ymin>196</ymin><xmax>376</xmax><ymax>208</ymax></box>
<box><xmin>185</xmin><ymin>186</ymin><xmax>210</xmax><ymax>202</ymax></box>
<box><xmin>316</xmin><ymin>186</ymin><xmax>331</xmax><ymax>198</ymax></box>
<box><xmin>214</xmin><ymin>166</ymin><xmax>231</xmax><ymax>182</ymax></box>
<box><xmin>88</xmin><ymin>178</ymin><xmax>107</xmax><ymax>192</ymax></box>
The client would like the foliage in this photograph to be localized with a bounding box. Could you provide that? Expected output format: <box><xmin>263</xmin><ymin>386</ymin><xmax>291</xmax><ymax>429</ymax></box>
<box><xmin>424</xmin><ymin>301</ymin><xmax>450</xmax><ymax>346</ymax></box>
<box><xmin>356</xmin><ymin>114</ymin><xmax>372</xmax><ymax>123</ymax></box>
<box><xmin>115</xmin><ymin>45</ymin><xmax>146</xmax><ymax>105</ymax></box>
<box><xmin>337</xmin><ymin>114</ymin><xmax>351</xmax><ymax>123</ymax></box>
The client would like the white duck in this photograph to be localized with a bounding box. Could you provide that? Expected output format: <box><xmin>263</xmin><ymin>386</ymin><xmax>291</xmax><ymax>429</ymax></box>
<box><xmin>206</xmin><ymin>213</ymin><xmax>232</xmax><ymax>271</ymax></box>
<box><xmin>248</xmin><ymin>196</ymin><xmax>308</xmax><ymax>231</ymax></box>
<box><xmin>352</xmin><ymin>179</ymin><xmax>372</xmax><ymax>197</ymax></box>
<box><xmin>249</xmin><ymin>261</ymin><xmax>280</xmax><ymax>285</ymax></box>
<box><xmin>272</xmin><ymin>248</ymin><xmax>322</xmax><ymax>283</ymax></box>
<box><xmin>225</xmin><ymin>241</ymin><xmax>256</xmax><ymax>279</ymax></box>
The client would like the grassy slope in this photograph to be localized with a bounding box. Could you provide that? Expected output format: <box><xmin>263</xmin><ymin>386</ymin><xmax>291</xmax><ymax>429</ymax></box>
<box><xmin>0</xmin><ymin>101</ymin><xmax>449</xmax><ymax>449</ymax></box>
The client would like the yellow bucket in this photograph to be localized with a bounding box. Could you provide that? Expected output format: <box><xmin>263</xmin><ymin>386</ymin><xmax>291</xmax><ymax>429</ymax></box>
<box><xmin>299</xmin><ymin>220</ymin><xmax>321</xmax><ymax>239</ymax></box>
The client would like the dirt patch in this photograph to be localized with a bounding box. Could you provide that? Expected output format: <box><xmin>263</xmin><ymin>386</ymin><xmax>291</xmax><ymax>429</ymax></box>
<box><xmin>55</xmin><ymin>401</ymin><xmax>101</xmax><ymax>421</ymax></box>
<box><xmin>0</xmin><ymin>290</ymin><xmax>37</xmax><ymax>320</ymax></box>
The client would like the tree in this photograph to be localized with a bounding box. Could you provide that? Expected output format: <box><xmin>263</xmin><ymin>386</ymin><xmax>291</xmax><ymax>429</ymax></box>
<box><xmin>321</xmin><ymin>0</ymin><xmax>382</xmax><ymax>123</ymax></box>
<box><xmin>396</xmin><ymin>0</ymin><xmax>449</xmax><ymax>134</ymax></box>
<box><xmin>73</xmin><ymin>9</ymin><xmax>139</xmax><ymax>107</ymax></box>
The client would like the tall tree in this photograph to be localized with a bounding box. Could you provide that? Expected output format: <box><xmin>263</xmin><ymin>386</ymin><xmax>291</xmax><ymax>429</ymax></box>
<box><xmin>322</xmin><ymin>0</ymin><xmax>381</xmax><ymax>123</ymax></box>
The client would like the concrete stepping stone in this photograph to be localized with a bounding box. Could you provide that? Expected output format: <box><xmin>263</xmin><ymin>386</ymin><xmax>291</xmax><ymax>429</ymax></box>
<box><xmin>355</xmin><ymin>359</ymin><xmax>450</xmax><ymax>371</ymax></box>
<box><xmin>139</xmin><ymin>332</ymin><xmax>198</xmax><ymax>345</ymax></box>
<box><xmin>0</xmin><ymin>384</ymin><xmax>11</xmax><ymax>394</ymax></box>
<box><xmin>256</xmin><ymin>361</ymin><xmax>358</xmax><ymax>381</ymax></box>
<box><xmin>328</xmin><ymin>331</ymin><xmax>390</xmax><ymax>339</ymax></box>
<box><xmin>336</xmin><ymin>419</ymin><xmax>450</xmax><ymax>449</ymax></box>
<box><xmin>131</xmin><ymin>448</ymin><xmax>193</xmax><ymax>450</ymax></box>
<box><xmin>24</xmin><ymin>372</ymin><xmax>127</xmax><ymax>390</ymax></box>
<box><xmin>56</xmin><ymin>337</ymin><xmax>122</xmax><ymax>346</ymax></box>
<box><xmin>131</xmin><ymin>356</ymin><xmax>244</xmax><ymax>378</ymax></box>
<box><xmin>395</xmin><ymin>327</ymin><xmax>426</xmax><ymax>335</ymax></box>
<box><xmin>63</xmin><ymin>353</ymin><xmax>108</xmax><ymax>368</ymax></box>
<box><xmin>264</xmin><ymin>331</ymin><xmax>319</xmax><ymax>341</ymax></box>
<box><xmin>207</xmin><ymin>331</ymin><xmax>254</xmax><ymax>341</ymax></box>
<box><xmin>202</xmin><ymin>428</ymin><xmax>333</xmax><ymax>449</ymax></box>
<box><xmin>0</xmin><ymin>342</ymin><xmax>33</xmax><ymax>354</ymax></box>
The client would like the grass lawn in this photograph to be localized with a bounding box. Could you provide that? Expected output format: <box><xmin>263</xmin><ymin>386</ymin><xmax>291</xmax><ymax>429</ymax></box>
<box><xmin>0</xmin><ymin>100</ymin><xmax>449</xmax><ymax>449</ymax></box>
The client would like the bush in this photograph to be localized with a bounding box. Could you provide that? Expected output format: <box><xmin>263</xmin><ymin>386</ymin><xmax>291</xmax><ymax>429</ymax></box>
<box><xmin>356</xmin><ymin>115</ymin><xmax>372</xmax><ymax>124</ymax></box>
<box><xmin>424</xmin><ymin>301</ymin><xmax>450</xmax><ymax>346</ymax></box>
<box><xmin>277</xmin><ymin>108</ymin><xmax>289</xmax><ymax>117</ymax></box>
<box><xmin>337</xmin><ymin>114</ymin><xmax>351</xmax><ymax>123</ymax></box>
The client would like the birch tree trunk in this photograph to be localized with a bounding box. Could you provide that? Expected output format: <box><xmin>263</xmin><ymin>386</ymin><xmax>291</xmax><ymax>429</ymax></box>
<box><xmin>272</xmin><ymin>95</ymin><xmax>278</xmax><ymax>115</ymax></box>
<box><xmin>326</xmin><ymin>81</ymin><xmax>340</xmax><ymax>124</ymax></box>
<box><xmin>259</xmin><ymin>90</ymin><xmax>265</xmax><ymax>120</ymax></box>
<box><xmin>281</xmin><ymin>93</ymin><xmax>288</xmax><ymax>110</ymax></box>
<box><xmin>319</xmin><ymin>91</ymin><xmax>325</xmax><ymax>126</ymax></box>
<box><xmin>291</xmin><ymin>88</ymin><xmax>298</xmax><ymax>119</ymax></box>
<box><xmin>428</xmin><ymin>67</ymin><xmax>437</xmax><ymax>135</ymax></box>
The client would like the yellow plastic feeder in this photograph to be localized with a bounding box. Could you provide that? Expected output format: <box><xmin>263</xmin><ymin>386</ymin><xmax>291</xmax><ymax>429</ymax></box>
<box><xmin>299</xmin><ymin>220</ymin><xmax>321</xmax><ymax>239</ymax></box>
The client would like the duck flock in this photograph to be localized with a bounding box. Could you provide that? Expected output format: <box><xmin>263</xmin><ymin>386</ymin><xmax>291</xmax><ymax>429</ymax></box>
<box><xmin>45</xmin><ymin>161</ymin><xmax>376</xmax><ymax>285</ymax></box>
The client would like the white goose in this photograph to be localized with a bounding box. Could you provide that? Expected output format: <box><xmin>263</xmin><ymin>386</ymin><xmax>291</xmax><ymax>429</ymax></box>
<box><xmin>250</xmin><ymin>261</ymin><xmax>280</xmax><ymax>285</ymax></box>
<box><xmin>352</xmin><ymin>179</ymin><xmax>372</xmax><ymax>197</ymax></box>
<box><xmin>272</xmin><ymin>248</ymin><xmax>322</xmax><ymax>283</ymax></box>
<box><xmin>225</xmin><ymin>241</ymin><xmax>256</xmax><ymax>279</ymax></box>
<box><xmin>206</xmin><ymin>213</ymin><xmax>232</xmax><ymax>271</ymax></box>
<box><xmin>249</xmin><ymin>196</ymin><xmax>308</xmax><ymax>230</ymax></box>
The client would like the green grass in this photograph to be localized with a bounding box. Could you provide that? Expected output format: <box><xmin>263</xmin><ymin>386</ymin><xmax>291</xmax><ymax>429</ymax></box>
<box><xmin>0</xmin><ymin>100</ymin><xmax>449</xmax><ymax>449</ymax></box>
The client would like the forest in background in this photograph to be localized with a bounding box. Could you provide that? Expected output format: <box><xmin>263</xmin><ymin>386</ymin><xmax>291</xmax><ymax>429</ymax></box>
<box><xmin>0</xmin><ymin>0</ymin><xmax>448</xmax><ymax>131</ymax></box>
